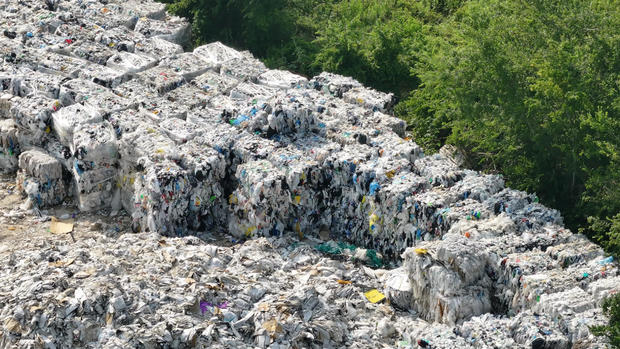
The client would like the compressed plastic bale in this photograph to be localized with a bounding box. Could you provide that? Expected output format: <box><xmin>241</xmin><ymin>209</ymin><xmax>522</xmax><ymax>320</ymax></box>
<box><xmin>384</xmin><ymin>268</ymin><xmax>413</xmax><ymax>309</ymax></box>
<box><xmin>230</xmin><ymin>82</ymin><xmax>278</xmax><ymax>102</ymax></box>
<box><xmin>509</xmin><ymin>253</ymin><xmax>618</xmax><ymax>313</ymax></box>
<box><xmin>256</xmin><ymin>92</ymin><xmax>322</xmax><ymax>135</ymax></box>
<box><xmin>134</xmin><ymin>15</ymin><xmax>191</xmax><ymax>47</ymax></box>
<box><xmin>485</xmin><ymin>188</ymin><xmax>537</xmax><ymax>218</ymax></box>
<box><xmin>228</xmin><ymin>160</ymin><xmax>290</xmax><ymax>239</ymax></box>
<box><xmin>178</xmin><ymin>140</ymin><xmax>228</xmax><ymax>229</ymax></box>
<box><xmin>11</xmin><ymin>94</ymin><xmax>61</xmax><ymax>135</ymax></box>
<box><xmin>193</xmin><ymin>41</ymin><xmax>244</xmax><ymax>65</ymax></box>
<box><xmin>546</xmin><ymin>236</ymin><xmax>605</xmax><ymax>268</ymax></box>
<box><xmin>83</xmin><ymin>89</ymin><xmax>138</xmax><ymax>116</ymax></box>
<box><xmin>186</xmin><ymin>107</ymin><xmax>225</xmax><ymax>125</ymax></box>
<box><xmin>18</xmin><ymin>148</ymin><xmax>62</xmax><ymax>180</ymax></box>
<box><xmin>158</xmin><ymin>53</ymin><xmax>215</xmax><ymax>81</ymax></box>
<box><xmin>531</xmin><ymin>288</ymin><xmax>609</xmax><ymax>344</ymax></box>
<box><xmin>125</xmin><ymin>0</ymin><xmax>167</xmax><ymax>20</ymax></box>
<box><xmin>535</xmin><ymin>287</ymin><xmax>595</xmax><ymax>325</ymax></box>
<box><xmin>192</xmin><ymin>70</ymin><xmax>240</xmax><ymax>98</ymax></box>
<box><xmin>16</xmin><ymin>148</ymin><xmax>67</xmax><ymax>207</ymax></box>
<box><xmin>106</xmin><ymin>51</ymin><xmax>158</xmax><ymax>74</ymax></box>
<box><xmin>134</xmin><ymin>66</ymin><xmax>187</xmax><ymax>95</ymax></box>
<box><xmin>81</xmin><ymin>3</ymin><xmax>143</xmax><ymax>30</ymax></box>
<box><xmin>114</xmin><ymin>114</ymin><xmax>181</xmax><ymax>164</ymax></box>
<box><xmin>72</xmin><ymin>165</ymin><xmax>117</xmax><ymax>211</ymax></box>
<box><xmin>257</xmin><ymin>69</ymin><xmax>308</xmax><ymax>90</ymax></box>
<box><xmin>447</xmin><ymin>172</ymin><xmax>505</xmax><ymax>203</ymax></box>
<box><xmin>263</xmin><ymin>140</ymin><xmax>340</xmax><ymax>236</ymax></box>
<box><xmin>402</xmin><ymin>239</ymin><xmax>495</xmax><ymax>324</ymax></box>
<box><xmin>309</xmin><ymin>72</ymin><xmax>363</xmax><ymax>98</ymax></box>
<box><xmin>157</xmin><ymin>117</ymin><xmax>199</xmax><ymax>144</ymax></box>
<box><xmin>50</xmin><ymin>32</ymin><xmax>114</xmax><ymax>66</ymax></box>
<box><xmin>368</xmin><ymin>112</ymin><xmax>407</xmax><ymax>137</ymax></box>
<box><xmin>78</xmin><ymin>61</ymin><xmax>129</xmax><ymax>88</ymax></box>
<box><xmin>508</xmin><ymin>312</ymin><xmax>571</xmax><ymax>349</ymax></box>
<box><xmin>220</xmin><ymin>56</ymin><xmax>268</xmax><ymax>83</ymax></box>
<box><xmin>342</xmin><ymin>86</ymin><xmax>395</xmax><ymax>113</ymax></box>
<box><xmin>58</xmin><ymin>78</ymin><xmax>108</xmax><ymax>106</ymax></box>
<box><xmin>208</xmin><ymin>95</ymin><xmax>244</xmax><ymax>122</ymax></box>
<box><xmin>404</xmin><ymin>319</ymin><xmax>472</xmax><ymax>349</ymax></box>
<box><xmin>0</xmin><ymin>119</ymin><xmax>19</xmax><ymax>172</ymax></box>
<box><xmin>136</xmin><ymin>160</ymin><xmax>193</xmax><ymax>234</ymax></box>
<box><xmin>112</xmin><ymin>79</ymin><xmax>158</xmax><ymax>104</ymax></box>
<box><xmin>370</xmin><ymin>133</ymin><xmax>424</xmax><ymax>163</ymax></box>
<box><xmin>137</xmin><ymin>37</ymin><xmax>184</xmax><ymax>59</ymax></box>
<box><xmin>230</xmin><ymin>131</ymin><xmax>280</xmax><ymax>164</ymax></box>
<box><xmin>9</xmin><ymin>70</ymin><xmax>64</xmax><ymax>99</ymax></box>
<box><xmin>70</xmin><ymin>122</ymin><xmax>119</xmax><ymax>211</ymax></box>
<box><xmin>562</xmin><ymin>308</ymin><xmax>609</xmax><ymax>345</ymax></box>
<box><xmin>367</xmin><ymin>171</ymin><xmax>432</xmax><ymax>258</ymax></box>
<box><xmin>52</xmin><ymin>102</ymin><xmax>102</xmax><ymax>145</ymax></box>
<box><xmin>163</xmin><ymin>84</ymin><xmax>209</xmax><ymax>111</ymax></box>
<box><xmin>72</xmin><ymin>122</ymin><xmax>118</xmax><ymax>163</ymax></box>
<box><xmin>457</xmin><ymin>313</ymin><xmax>518</xmax><ymax>348</ymax></box>
<box><xmin>587</xmin><ymin>276</ymin><xmax>620</xmax><ymax>305</ymax></box>
<box><xmin>43</xmin><ymin>136</ymin><xmax>74</xmax><ymax>172</ymax></box>
<box><xmin>414</xmin><ymin>154</ymin><xmax>465</xmax><ymax>188</ymax></box>
<box><xmin>0</xmin><ymin>94</ymin><xmax>20</xmax><ymax>118</ymax></box>
<box><xmin>93</xmin><ymin>26</ymin><xmax>140</xmax><ymax>52</ymax></box>
<box><xmin>139</xmin><ymin>99</ymin><xmax>189</xmax><ymax>122</ymax></box>
<box><xmin>33</xmin><ymin>51</ymin><xmax>86</xmax><ymax>78</ymax></box>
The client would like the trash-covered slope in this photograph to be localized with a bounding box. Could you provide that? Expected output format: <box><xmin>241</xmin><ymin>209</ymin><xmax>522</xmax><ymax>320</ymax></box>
<box><xmin>0</xmin><ymin>0</ymin><xmax>618</xmax><ymax>348</ymax></box>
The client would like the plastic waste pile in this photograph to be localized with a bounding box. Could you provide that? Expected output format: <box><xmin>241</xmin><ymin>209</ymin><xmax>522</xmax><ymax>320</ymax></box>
<box><xmin>0</xmin><ymin>0</ymin><xmax>617</xmax><ymax>348</ymax></box>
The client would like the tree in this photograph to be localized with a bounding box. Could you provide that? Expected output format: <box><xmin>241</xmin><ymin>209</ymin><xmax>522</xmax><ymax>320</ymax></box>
<box><xmin>591</xmin><ymin>293</ymin><xmax>620</xmax><ymax>348</ymax></box>
<box><xmin>399</xmin><ymin>0</ymin><xmax>620</xmax><ymax>231</ymax></box>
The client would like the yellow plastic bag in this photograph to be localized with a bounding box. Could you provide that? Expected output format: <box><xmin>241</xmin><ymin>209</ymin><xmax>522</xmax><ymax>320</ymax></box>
<box><xmin>415</xmin><ymin>248</ymin><xmax>428</xmax><ymax>255</ymax></box>
<box><xmin>364</xmin><ymin>289</ymin><xmax>386</xmax><ymax>303</ymax></box>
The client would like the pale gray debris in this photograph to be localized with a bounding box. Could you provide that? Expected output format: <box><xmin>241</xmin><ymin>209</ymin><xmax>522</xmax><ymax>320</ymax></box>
<box><xmin>0</xmin><ymin>0</ymin><xmax>615</xmax><ymax>348</ymax></box>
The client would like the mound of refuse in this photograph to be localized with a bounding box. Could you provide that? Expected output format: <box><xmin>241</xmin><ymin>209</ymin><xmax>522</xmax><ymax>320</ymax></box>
<box><xmin>0</xmin><ymin>0</ymin><xmax>618</xmax><ymax>348</ymax></box>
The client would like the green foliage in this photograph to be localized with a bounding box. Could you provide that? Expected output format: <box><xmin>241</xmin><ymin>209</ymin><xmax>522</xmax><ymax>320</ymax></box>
<box><xmin>583</xmin><ymin>213</ymin><xmax>620</xmax><ymax>258</ymax></box>
<box><xmin>311</xmin><ymin>0</ymin><xmax>427</xmax><ymax>96</ymax></box>
<box><xmin>400</xmin><ymin>0</ymin><xmax>620</xmax><ymax>230</ymax></box>
<box><xmin>158</xmin><ymin>0</ymin><xmax>325</xmax><ymax>74</ymax></box>
<box><xmin>591</xmin><ymin>293</ymin><xmax>620</xmax><ymax>347</ymax></box>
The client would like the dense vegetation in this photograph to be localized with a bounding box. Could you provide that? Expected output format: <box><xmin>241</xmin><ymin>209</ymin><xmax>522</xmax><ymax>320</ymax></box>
<box><xmin>156</xmin><ymin>0</ymin><xmax>619</xmax><ymax>342</ymax></box>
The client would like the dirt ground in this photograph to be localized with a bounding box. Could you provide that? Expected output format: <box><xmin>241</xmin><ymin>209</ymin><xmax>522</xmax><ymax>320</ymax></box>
<box><xmin>0</xmin><ymin>173</ymin><xmax>133</xmax><ymax>257</ymax></box>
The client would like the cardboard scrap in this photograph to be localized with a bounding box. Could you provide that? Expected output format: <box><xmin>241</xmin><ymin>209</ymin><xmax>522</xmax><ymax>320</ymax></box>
<box><xmin>364</xmin><ymin>289</ymin><xmax>386</xmax><ymax>303</ymax></box>
<box><xmin>262</xmin><ymin>319</ymin><xmax>283</xmax><ymax>335</ymax></box>
<box><xmin>49</xmin><ymin>258</ymin><xmax>75</xmax><ymax>267</ymax></box>
<box><xmin>337</xmin><ymin>279</ymin><xmax>352</xmax><ymax>285</ymax></box>
<box><xmin>50</xmin><ymin>217</ymin><xmax>74</xmax><ymax>234</ymax></box>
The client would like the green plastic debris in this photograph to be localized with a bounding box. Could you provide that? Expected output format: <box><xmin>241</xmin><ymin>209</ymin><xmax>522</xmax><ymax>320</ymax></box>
<box><xmin>315</xmin><ymin>241</ymin><xmax>356</xmax><ymax>255</ymax></box>
<box><xmin>338</xmin><ymin>242</ymin><xmax>356</xmax><ymax>251</ymax></box>
<box><xmin>365</xmin><ymin>249</ymin><xmax>383</xmax><ymax>268</ymax></box>
<box><xmin>316</xmin><ymin>242</ymin><xmax>343</xmax><ymax>255</ymax></box>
